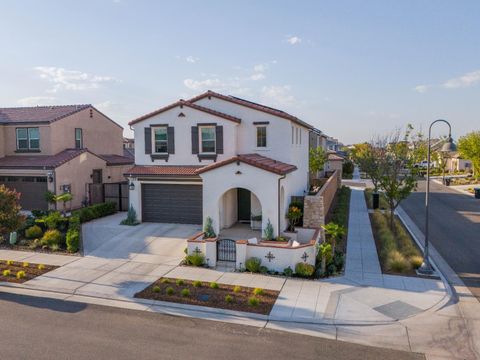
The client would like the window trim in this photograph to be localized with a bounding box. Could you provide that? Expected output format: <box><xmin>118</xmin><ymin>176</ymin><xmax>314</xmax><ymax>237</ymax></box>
<box><xmin>199</xmin><ymin>125</ymin><xmax>216</xmax><ymax>154</ymax></box>
<box><xmin>255</xmin><ymin>125</ymin><xmax>267</xmax><ymax>148</ymax></box>
<box><xmin>75</xmin><ymin>128</ymin><xmax>83</xmax><ymax>149</ymax></box>
<box><xmin>151</xmin><ymin>126</ymin><xmax>168</xmax><ymax>154</ymax></box>
<box><xmin>16</xmin><ymin>127</ymin><xmax>40</xmax><ymax>150</ymax></box>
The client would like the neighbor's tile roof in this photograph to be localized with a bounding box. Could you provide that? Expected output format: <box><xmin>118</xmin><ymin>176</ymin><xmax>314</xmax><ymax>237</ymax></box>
<box><xmin>128</xmin><ymin>100</ymin><xmax>241</xmax><ymax>125</ymax></box>
<box><xmin>195</xmin><ymin>153</ymin><xmax>297</xmax><ymax>176</ymax></box>
<box><xmin>327</xmin><ymin>153</ymin><xmax>344</xmax><ymax>161</ymax></box>
<box><xmin>0</xmin><ymin>149</ymin><xmax>91</xmax><ymax>169</ymax></box>
<box><xmin>124</xmin><ymin>165</ymin><xmax>204</xmax><ymax>177</ymax></box>
<box><xmin>99</xmin><ymin>154</ymin><xmax>135</xmax><ymax>166</ymax></box>
<box><xmin>0</xmin><ymin>105</ymin><xmax>91</xmax><ymax>124</ymax></box>
<box><xmin>188</xmin><ymin>90</ymin><xmax>314</xmax><ymax>130</ymax></box>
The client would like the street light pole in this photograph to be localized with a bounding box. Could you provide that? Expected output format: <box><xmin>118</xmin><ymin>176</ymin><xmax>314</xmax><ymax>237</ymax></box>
<box><xmin>418</xmin><ymin>119</ymin><xmax>455</xmax><ymax>275</ymax></box>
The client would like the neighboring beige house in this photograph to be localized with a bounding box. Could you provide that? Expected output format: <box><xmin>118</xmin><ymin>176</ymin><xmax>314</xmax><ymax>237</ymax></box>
<box><xmin>446</xmin><ymin>153</ymin><xmax>473</xmax><ymax>172</ymax></box>
<box><xmin>326</xmin><ymin>151</ymin><xmax>344</xmax><ymax>174</ymax></box>
<box><xmin>0</xmin><ymin>105</ymin><xmax>133</xmax><ymax>210</ymax></box>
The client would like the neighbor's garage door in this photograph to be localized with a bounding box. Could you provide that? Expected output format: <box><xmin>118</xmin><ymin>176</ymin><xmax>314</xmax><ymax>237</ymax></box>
<box><xmin>1</xmin><ymin>176</ymin><xmax>48</xmax><ymax>210</ymax></box>
<box><xmin>141</xmin><ymin>183</ymin><xmax>202</xmax><ymax>224</ymax></box>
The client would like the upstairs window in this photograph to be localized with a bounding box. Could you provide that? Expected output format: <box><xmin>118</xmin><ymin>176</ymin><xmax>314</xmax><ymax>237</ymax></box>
<box><xmin>153</xmin><ymin>126</ymin><xmax>168</xmax><ymax>153</ymax></box>
<box><xmin>16</xmin><ymin>127</ymin><xmax>39</xmax><ymax>150</ymax></box>
<box><xmin>200</xmin><ymin>126</ymin><xmax>216</xmax><ymax>153</ymax></box>
<box><xmin>75</xmin><ymin>128</ymin><xmax>83</xmax><ymax>149</ymax></box>
<box><xmin>256</xmin><ymin>126</ymin><xmax>267</xmax><ymax>148</ymax></box>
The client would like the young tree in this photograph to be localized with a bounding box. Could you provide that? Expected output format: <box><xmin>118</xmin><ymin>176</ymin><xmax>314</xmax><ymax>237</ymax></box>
<box><xmin>351</xmin><ymin>142</ymin><xmax>382</xmax><ymax>191</ymax></box>
<box><xmin>309</xmin><ymin>146</ymin><xmax>327</xmax><ymax>177</ymax></box>
<box><xmin>377</xmin><ymin>131</ymin><xmax>417</xmax><ymax>229</ymax></box>
<box><xmin>0</xmin><ymin>185</ymin><xmax>25</xmax><ymax>240</ymax></box>
<box><xmin>458</xmin><ymin>131</ymin><xmax>480</xmax><ymax>179</ymax></box>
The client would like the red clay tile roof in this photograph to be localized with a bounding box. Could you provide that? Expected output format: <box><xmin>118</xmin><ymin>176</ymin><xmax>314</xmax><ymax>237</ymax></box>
<box><xmin>195</xmin><ymin>154</ymin><xmax>297</xmax><ymax>176</ymax></box>
<box><xmin>188</xmin><ymin>90</ymin><xmax>314</xmax><ymax>130</ymax></box>
<box><xmin>0</xmin><ymin>149</ymin><xmax>94</xmax><ymax>169</ymax></box>
<box><xmin>0</xmin><ymin>105</ymin><xmax>91</xmax><ymax>124</ymax></box>
<box><xmin>124</xmin><ymin>165</ymin><xmax>204</xmax><ymax>177</ymax></box>
<box><xmin>99</xmin><ymin>154</ymin><xmax>134</xmax><ymax>166</ymax></box>
<box><xmin>327</xmin><ymin>153</ymin><xmax>344</xmax><ymax>161</ymax></box>
<box><xmin>128</xmin><ymin>100</ymin><xmax>241</xmax><ymax>126</ymax></box>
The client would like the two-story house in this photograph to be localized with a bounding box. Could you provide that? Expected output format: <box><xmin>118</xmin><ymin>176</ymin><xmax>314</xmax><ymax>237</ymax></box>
<box><xmin>125</xmin><ymin>90</ymin><xmax>320</xmax><ymax>237</ymax></box>
<box><xmin>0</xmin><ymin>105</ymin><xmax>133</xmax><ymax>210</ymax></box>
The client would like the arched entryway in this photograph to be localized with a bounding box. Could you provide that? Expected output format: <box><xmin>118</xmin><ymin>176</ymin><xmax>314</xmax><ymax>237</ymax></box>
<box><xmin>218</xmin><ymin>187</ymin><xmax>263</xmax><ymax>239</ymax></box>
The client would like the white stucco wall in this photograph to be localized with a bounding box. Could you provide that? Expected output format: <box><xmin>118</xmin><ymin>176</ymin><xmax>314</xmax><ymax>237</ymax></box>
<box><xmin>219</xmin><ymin>188</ymin><xmax>237</xmax><ymax>229</ymax></box>
<box><xmin>132</xmin><ymin>105</ymin><xmax>239</xmax><ymax>166</ymax></box>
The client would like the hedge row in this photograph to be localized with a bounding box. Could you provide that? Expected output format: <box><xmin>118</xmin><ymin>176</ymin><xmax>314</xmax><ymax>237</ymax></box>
<box><xmin>72</xmin><ymin>202</ymin><xmax>117</xmax><ymax>223</ymax></box>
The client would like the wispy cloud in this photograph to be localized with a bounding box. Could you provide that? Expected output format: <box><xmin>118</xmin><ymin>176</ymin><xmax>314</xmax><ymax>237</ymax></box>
<box><xmin>34</xmin><ymin>66</ymin><xmax>120</xmax><ymax>93</ymax></box>
<box><xmin>443</xmin><ymin>70</ymin><xmax>480</xmax><ymax>89</ymax></box>
<box><xmin>285</xmin><ymin>35</ymin><xmax>302</xmax><ymax>45</ymax></box>
<box><xmin>186</xmin><ymin>56</ymin><xmax>199</xmax><ymax>64</ymax></box>
<box><xmin>17</xmin><ymin>96</ymin><xmax>56</xmax><ymax>106</ymax></box>
<box><xmin>414</xmin><ymin>84</ymin><xmax>429</xmax><ymax>93</ymax></box>
<box><xmin>260</xmin><ymin>85</ymin><xmax>296</xmax><ymax>107</ymax></box>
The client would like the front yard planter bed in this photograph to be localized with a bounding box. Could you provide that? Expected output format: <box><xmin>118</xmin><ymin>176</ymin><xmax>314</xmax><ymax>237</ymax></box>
<box><xmin>0</xmin><ymin>260</ymin><xmax>57</xmax><ymax>283</ymax></box>
<box><xmin>0</xmin><ymin>243</ymin><xmax>81</xmax><ymax>256</ymax></box>
<box><xmin>135</xmin><ymin>278</ymin><xmax>279</xmax><ymax>315</ymax></box>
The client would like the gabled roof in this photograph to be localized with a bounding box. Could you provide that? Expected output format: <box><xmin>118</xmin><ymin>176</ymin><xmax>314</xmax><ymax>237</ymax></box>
<box><xmin>0</xmin><ymin>105</ymin><xmax>91</xmax><ymax>125</ymax></box>
<box><xmin>195</xmin><ymin>153</ymin><xmax>297</xmax><ymax>176</ymax></box>
<box><xmin>0</xmin><ymin>148</ymin><xmax>96</xmax><ymax>169</ymax></box>
<box><xmin>98</xmin><ymin>154</ymin><xmax>135</xmax><ymax>166</ymax></box>
<box><xmin>124</xmin><ymin>165</ymin><xmax>203</xmax><ymax>177</ymax></box>
<box><xmin>128</xmin><ymin>100</ymin><xmax>241</xmax><ymax>126</ymax></box>
<box><xmin>188</xmin><ymin>90</ymin><xmax>314</xmax><ymax>130</ymax></box>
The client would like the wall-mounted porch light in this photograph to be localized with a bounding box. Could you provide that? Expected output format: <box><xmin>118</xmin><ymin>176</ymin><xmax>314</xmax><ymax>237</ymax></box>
<box><xmin>128</xmin><ymin>181</ymin><xmax>135</xmax><ymax>190</ymax></box>
<box><xmin>47</xmin><ymin>171</ymin><xmax>54</xmax><ymax>183</ymax></box>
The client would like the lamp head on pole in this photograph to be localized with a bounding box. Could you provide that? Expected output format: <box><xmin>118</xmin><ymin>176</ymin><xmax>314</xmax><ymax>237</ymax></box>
<box><xmin>440</xmin><ymin>135</ymin><xmax>456</xmax><ymax>154</ymax></box>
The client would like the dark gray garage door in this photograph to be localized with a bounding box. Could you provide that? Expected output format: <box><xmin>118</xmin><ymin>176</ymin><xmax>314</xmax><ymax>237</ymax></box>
<box><xmin>1</xmin><ymin>176</ymin><xmax>48</xmax><ymax>210</ymax></box>
<box><xmin>141</xmin><ymin>184</ymin><xmax>202</xmax><ymax>224</ymax></box>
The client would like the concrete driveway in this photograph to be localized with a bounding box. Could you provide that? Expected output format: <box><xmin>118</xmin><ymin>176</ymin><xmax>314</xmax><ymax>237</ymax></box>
<box><xmin>24</xmin><ymin>212</ymin><xmax>202</xmax><ymax>299</ymax></box>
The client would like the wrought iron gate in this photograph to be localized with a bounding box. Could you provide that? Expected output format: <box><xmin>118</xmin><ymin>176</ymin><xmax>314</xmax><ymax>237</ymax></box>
<box><xmin>217</xmin><ymin>239</ymin><xmax>236</xmax><ymax>262</ymax></box>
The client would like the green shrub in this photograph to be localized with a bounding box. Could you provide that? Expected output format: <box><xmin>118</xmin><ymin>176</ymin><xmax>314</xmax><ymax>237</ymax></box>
<box><xmin>253</xmin><ymin>288</ymin><xmax>264</xmax><ymax>296</ymax></box>
<box><xmin>25</xmin><ymin>225</ymin><xmax>43</xmax><ymax>239</ymax></box>
<box><xmin>186</xmin><ymin>253</ymin><xmax>205</xmax><ymax>267</ymax></box>
<box><xmin>3</xmin><ymin>269</ymin><xmax>11</xmax><ymax>276</ymax></box>
<box><xmin>44</xmin><ymin>211</ymin><xmax>63</xmax><ymax>230</ymax></box>
<box><xmin>120</xmin><ymin>205</ymin><xmax>139</xmax><ymax>226</ymax></box>
<box><xmin>225</xmin><ymin>294</ymin><xmax>233</xmax><ymax>303</ymax></box>
<box><xmin>210</xmin><ymin>282</ymin><xmax>219</xmax><ymax>289</ymax></box>
<box><xmin>16</xmin><ymin>270</ymin><xmax>26</xmax><ymax>279</ymax></box>
<box><xmin>248</xmin><ymin>297</ymin><xmax>260</xmax><ymax>306</ymax></box>
<box><xmin>203</xmin><ymin>216</ymin><xmax>216</xmax><ymax>238</ymax></box>
<box><xmin>245</xmin><ymin>257</ymin><xmax>262</xmax><ymax>273</ymax></box>
<box><xmin>295</xmin><ymin>262</ymin><xmax>315</xmax><ymax>277</ymax></box>
<box><xmin>193</xmin><ymin>280</ymin><xmax>202</xmax><ymax>287</ymax></box>
<box><xmin>38</xmin><ymin>264</ymin><xmax>45</xmax><ymax>270</ymax></box>
<box><xmin>283</xmin><ymin>266</ymin><xmax>293</xmax><ymax>277</ymax></box>
<box><xmin>166</xmin><ymin>287</ymin><xmax>174</xmax><ymax>295</ymax></box>
<box><xmin>6</xmin><ymin>260</ymin><xmax>14</xmax><ymax>266</ymax></box>
<box><xmin>386</xmin><ymin>251</ymin><xmax>411</xmax><ymax>273</ymax></box>
<box><xmin>153</xmin><ymin>286</ymin><xmax>161</xmax><ymax>293</ymax></box>
<box><xmin>176</xmin><ymin>279</ymin><xmax>185</xmax><ymax>286</ymax></box>
<box><xmin>41</xmin><ymin>229</ymin><xmax>63</xmax><ymax>248</ymax></box>
<box><xmin>66</xmin><ymin>216</ymin><xmax>81</xmax><ymax>253</ymax></box>
<box><xmin>233</xmin><ymin>285</ymin><xmax>241</xmax><ymax>293</ymax></box>
<box><xmin>181</xmin><ymin>288</ymin><xmax>190</xmax><ymax>297</ymax></box>
<box><xmin>22</xmin><ymin>262</ymin><xmax>29</xmax><ymax>268</ymax></box>
<box><xmin>160</xmin><ymin>278</ymin><xmax>170</xmax><ymax>284</ymax></box>
<box><xmin>259</xmin><ymin>266</ymin><xmax>268</xmax><ymax>274</ymax></box>
<box><xmin>73</xmin><ymin>202</ymin><xmax>116</xmax><ymax>223</ymax></box>
<box><xmin>50</xmin><ymin>243</ymin><xmax>60</xmax><ymax>252</ymax></box>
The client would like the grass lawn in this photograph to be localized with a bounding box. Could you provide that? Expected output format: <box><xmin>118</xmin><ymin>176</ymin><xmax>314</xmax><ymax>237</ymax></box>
<box><xmin>0</xmin><ymin>260</ymin><xmax>57</xmax><ymax>283</ymax></box>
<box><xmin>135</xmin><ymin>278</ymin><xmax>279</xmax><ymax>315</ymax></box>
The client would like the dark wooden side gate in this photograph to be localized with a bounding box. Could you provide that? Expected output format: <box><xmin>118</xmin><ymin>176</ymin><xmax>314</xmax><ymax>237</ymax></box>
<box><xmin>88</xmin><ymin>182</ymin><xmax>129</xmax><ymax>211</ymax></box>
<box><xmin>217</xmin><ymin>239</ymin><xmax>236</xmax><ymax>262</ymax></box>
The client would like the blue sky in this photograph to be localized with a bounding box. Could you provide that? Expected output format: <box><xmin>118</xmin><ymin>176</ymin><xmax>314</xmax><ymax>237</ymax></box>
<box><xmin>1</xmin><ymin>0</ymin><xmax>479</xmax><ymax>143</ymax></box>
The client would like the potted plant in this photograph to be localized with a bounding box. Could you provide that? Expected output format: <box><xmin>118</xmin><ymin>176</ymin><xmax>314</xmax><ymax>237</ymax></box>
<box><xmin>203</xmin><ymin>216</ymin><xmax>216</xmax><ymax>239</ymax></box>
<box><xmin>283</xmin><ymin>205</ymin><xmax>302</xmax><ymax>241</ymax></box>
<box><xmin>250</xmin><ymin>213</ymin><xmax>262</xmax><ymax>230</ymax></box>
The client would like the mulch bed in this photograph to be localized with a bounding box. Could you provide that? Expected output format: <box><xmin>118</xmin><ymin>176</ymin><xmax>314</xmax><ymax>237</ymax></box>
<box><xmin>0</xmin><ymin>260</ymin><xmax>58</xmax><ymax>283</ymax></box>
<box><xmin>135</xmin><ymin>278</ymin><xmax>279</xmax><ymax>315</ymax></box>
<box><xmin>0</xmin><ymin>243</ymin><xmax>79</xmax><ymax>256</ymax></box>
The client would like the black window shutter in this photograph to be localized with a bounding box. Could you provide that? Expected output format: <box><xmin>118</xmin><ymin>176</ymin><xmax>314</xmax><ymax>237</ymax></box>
<box><xmin>191</xmin><ymin>126</ymin><xmax>199</xmax><ymax>154</ymax></box>
<box><xmin>167</xmin><ymin>127</ymin><xmax>175</xmax><ymax>154</ymax></box>
<box><xmin>144</xmin><ymin>127</ymin><xmax>152</xmax><ymax>154</ymax></box>
<box><xmin>216</xmin><ymin>126</ymin><xmax>224</xmax><ymax>154</ymax></box>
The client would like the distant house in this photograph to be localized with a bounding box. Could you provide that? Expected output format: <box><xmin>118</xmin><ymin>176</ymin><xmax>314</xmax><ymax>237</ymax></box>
<box><xmin>446</xmin><ymin>153</ymin><xmax>473</xmax><ymax>172</ymax></box>
<box><xmin>0</xmin><ymin>105</ymin><xmax>133</xmax><ymax>210</ymax></box>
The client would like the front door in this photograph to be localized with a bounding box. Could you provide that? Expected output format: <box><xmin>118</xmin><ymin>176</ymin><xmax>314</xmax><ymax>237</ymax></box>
<box><xmin>92</xmin><ymin>169</ymin><xmax>103</xmax><ymax>184</ymax></box>
<box><xmin>237</xmin><ymin>188</ymin><xmax>251</xmax><ymax>222</ymax></box>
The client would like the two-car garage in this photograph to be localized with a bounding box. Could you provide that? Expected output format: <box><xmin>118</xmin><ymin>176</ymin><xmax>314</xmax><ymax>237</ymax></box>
<box><xmin>141</xmin><ymin>183</ymin><xmax>203</xmax><ymax>224</ymax></box>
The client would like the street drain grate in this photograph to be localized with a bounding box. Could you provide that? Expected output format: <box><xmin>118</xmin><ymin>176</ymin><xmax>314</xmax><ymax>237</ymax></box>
<box><xmin>374</xmin><ymin>300</ymin><xmax>422</xmax><ymax>320</ymax></box>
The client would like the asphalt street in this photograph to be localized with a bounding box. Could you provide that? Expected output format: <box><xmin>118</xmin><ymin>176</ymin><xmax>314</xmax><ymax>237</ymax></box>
<box><xmin>402</xmin><ymin>180</ymin><xmax>480</xmax><ymax>299</ymax></box>
<box><xmin>0</xmin><ymin>292</ymin><xmax>424</xmax><ymax>360</ymax></box>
